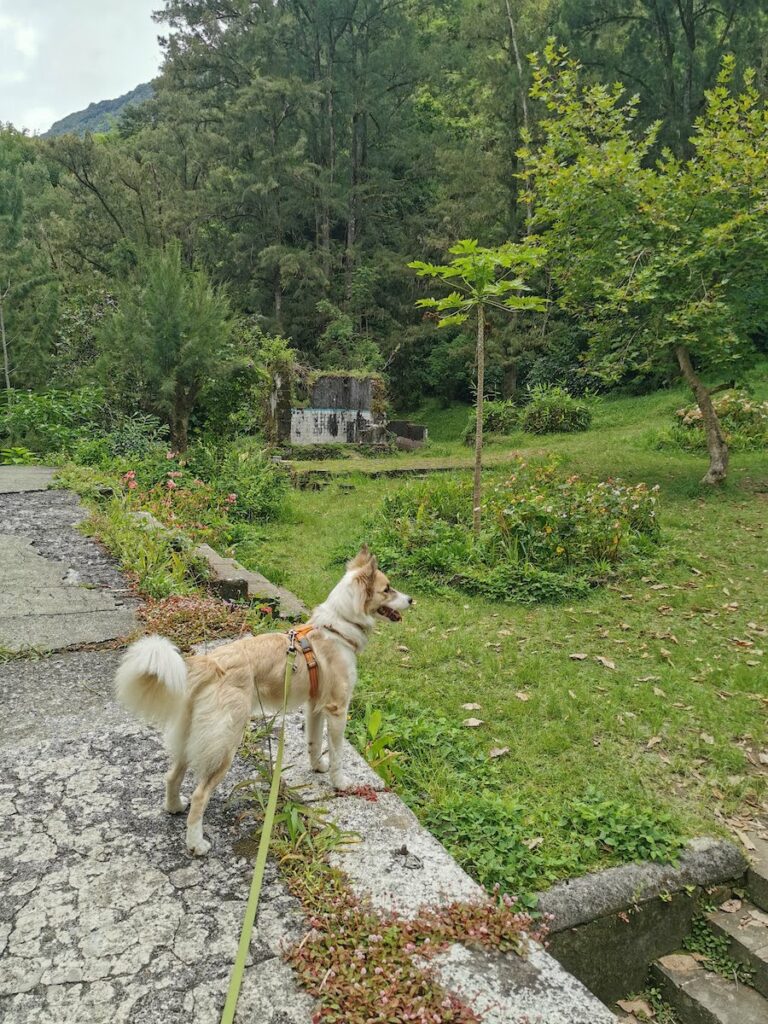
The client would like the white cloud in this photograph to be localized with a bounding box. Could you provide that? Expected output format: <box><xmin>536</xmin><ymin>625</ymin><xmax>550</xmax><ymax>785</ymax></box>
<box><xmin>20</xmin><ymin>105</ymin><xmax>57</xmax><ymax>134</ymax></box>
<box><xmin>0</xmin><ymin>14</ymin><xmax>39</xmax><ymax>86</ymax></box>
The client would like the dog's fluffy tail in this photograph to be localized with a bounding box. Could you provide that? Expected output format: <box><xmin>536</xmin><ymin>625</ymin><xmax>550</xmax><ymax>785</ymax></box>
<box><xmin>115</xmin><ymin>634</ymin><xmax>188</xmax><ymax>726</ymax></box>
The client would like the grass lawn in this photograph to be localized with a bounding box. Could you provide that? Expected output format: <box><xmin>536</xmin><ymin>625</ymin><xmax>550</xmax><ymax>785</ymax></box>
<box><xmin>238</xmin><ymin>386</ymin><xmax>768</xmax><ymax>901</ymax></box>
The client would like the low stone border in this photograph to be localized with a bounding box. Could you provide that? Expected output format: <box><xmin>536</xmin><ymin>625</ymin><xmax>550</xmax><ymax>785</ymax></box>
<box><xmin>538</xmin><ymin>838</ymin><xmax>747</xmax><ymax>1003</ymax></box>
<box><xmin>129</xmin><ymin>512</ymin><xmax>307</xmax><ymax>621</ymax></box>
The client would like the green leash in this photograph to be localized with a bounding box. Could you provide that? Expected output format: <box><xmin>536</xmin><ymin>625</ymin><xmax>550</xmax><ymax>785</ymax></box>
<box><xmin>220</xmin><ymin>637</ymin><xmax>297</xmax><ymax>1024</ymax></box>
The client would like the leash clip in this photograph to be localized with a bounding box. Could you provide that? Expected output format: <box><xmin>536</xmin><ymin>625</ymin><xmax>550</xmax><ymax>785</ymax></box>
<box><xmin>287</xmin><ymin>628</ymin><xmax>297</xmax><ymax>654</ymax></box>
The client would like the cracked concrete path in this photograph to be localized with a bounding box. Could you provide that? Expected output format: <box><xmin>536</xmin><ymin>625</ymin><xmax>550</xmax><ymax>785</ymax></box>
<box><xmin>0</xmin><ymin>482</ymin><xmax>315</xmax><ymax>1023</ymax></box>
<box><xmin>0</xmin><ymin>482</ymin><xmax>137</xmax><ymax>653</ymax></box>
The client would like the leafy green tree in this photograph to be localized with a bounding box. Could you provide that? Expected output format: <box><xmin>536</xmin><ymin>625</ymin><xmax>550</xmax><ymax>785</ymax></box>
<box><xmin>0</xmin><ymin>129</ymin><xmax>60</xmax><ymax>398</ymax></box>
<box><xmin>556</xmin><ymin>0</ymin><xmax>768</xmax><ymax>154</ymax></box>
<box><xmin>409</xmin><ymin>239</ymin><xmax>545</xmax><ymax>534</ymax></box>
<box><xmin>98</xmin><ymin>242</ymin><xmax>232</xmax><ymax>449</ymax></box>
<box><xmin>521</xmin><ymin>44</ymin><xmax>768</xmax><ymax>484</ymax></box>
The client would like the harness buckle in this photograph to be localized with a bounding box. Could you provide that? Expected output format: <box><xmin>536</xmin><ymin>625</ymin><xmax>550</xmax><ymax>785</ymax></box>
<box><xmin>287</xmin><ymin>628</ymin><xmax>297</xmax><ymax>654</ymax></box>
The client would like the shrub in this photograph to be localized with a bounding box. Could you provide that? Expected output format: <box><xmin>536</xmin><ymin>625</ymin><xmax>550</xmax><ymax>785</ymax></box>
<box><xmin>654</xmin><ymin>390</ymin><xmax>768</xmax><ymax>453</ymax></box>
<box><xmin>0</xmin><ymin>446</ymin><xmax>37</xmax><ymax>465</ymax></box>
<box><xmin>521</xmin><ymin>385</ymin><xmax>592</xmax><ymax>434</ymax></box>
<box><xmin>0</xmin><ymin>386</ymin><xmax>107</xmax><ymax>452</ymax></box>
<box><xmin>69</xmin><ymin>414</ymin><xmax>169</xmax><ymax>465</ymax></box>
<box><xmin>365</xmin><ymin>458</ymin><xmax>659</xmax><ymax>602</ymax></box>
<box><xmin>462</xmin><ymin>400</ymin><xmax>520</xmax><ymax>445</ymax></box>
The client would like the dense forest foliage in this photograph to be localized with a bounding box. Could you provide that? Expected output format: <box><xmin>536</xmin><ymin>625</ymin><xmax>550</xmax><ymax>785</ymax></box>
<box><xmin>2</xmin><ymin>0</ymin><xmax>767</xmax><ymax>455</ymax></box>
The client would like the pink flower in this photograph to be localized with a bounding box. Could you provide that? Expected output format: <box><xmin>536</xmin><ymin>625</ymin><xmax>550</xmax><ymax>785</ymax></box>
<box><xmin>225</xmin><ymin>493</ymin><xmax>237</xmax><ymax>504</ymax></box>
<box><xmin>168</xmin><ymin>470</ymin><xmax>182</xmax><ymax>479</ymax></box>
<box><xmin>166</xmin><ymin>451</ymin><xmax>176</xmax><ymax>460</ymax></box>
<box><xmin>122</xmin><ymin>470</ymin><xmax>136</xmax><ymax>481</ymax></box>
<box><xmin>127</xmin><ymin>480</ymin><xmax>138</xmax><ymax>490</ymax></box>
<box><xmin>167</xmin><ymin>479</ymin><xmax>177</xmax><ymax>489</ymax></box>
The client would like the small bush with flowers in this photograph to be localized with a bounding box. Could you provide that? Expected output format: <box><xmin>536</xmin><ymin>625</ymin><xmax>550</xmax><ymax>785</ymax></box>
<box><xmin>654</xmin><ymin>389</ymin><xmax>768</xmax><ymax>453</ymax></box>
<box><xmin>364</xmin><ymin>457</ymin><xmax>660</xmax><ymax>602</ymax></box>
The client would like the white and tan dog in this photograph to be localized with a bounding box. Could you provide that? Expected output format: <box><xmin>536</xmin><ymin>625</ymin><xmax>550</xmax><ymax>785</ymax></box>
<box><xmin>115</xmin><ymin>546</ymin><xmax>412</xmax><ymax>855</ymax></box>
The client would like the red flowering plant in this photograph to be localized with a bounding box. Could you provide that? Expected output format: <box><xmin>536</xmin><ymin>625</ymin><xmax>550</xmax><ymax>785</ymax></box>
<box><xmin>120</xmin><ymin>457</ymin><xmax>234</xmax><ymax>546</ymax></box>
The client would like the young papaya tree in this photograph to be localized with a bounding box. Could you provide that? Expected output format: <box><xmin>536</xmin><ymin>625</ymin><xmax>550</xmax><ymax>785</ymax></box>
<box><xmin>409</xmin><ymin>239</ymin><xmax>545</xmax><ymax>535</ymax></box>
<box><xmin>520</xmin><ymin>44</ymin><xmax>768</xmax><ymax>485</ymax></box>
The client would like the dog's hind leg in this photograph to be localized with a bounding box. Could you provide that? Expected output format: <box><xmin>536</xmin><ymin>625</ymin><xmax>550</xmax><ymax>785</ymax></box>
<box><xmin>165</xmin><ymin>759</ymin><xmax>188</xmax><ymax>814</ymax></box>
<box><xmin>186</xmin><ymin>759</ymin><xmax>231</xmax><ymax>856</ymax></box>
<box><xmin>306</xmin><ymin>702</ymin><xmax>328</xmax><ymax>772</ymax></box>
<box><xmin>325</xmin><ymin>703</ymin><xmax>351</xmax><ymax>791</ymax></box>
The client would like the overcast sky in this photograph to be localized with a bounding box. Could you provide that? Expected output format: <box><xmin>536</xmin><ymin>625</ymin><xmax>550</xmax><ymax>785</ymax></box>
<box><xmin>0</xmin><ymin>1</ymin><xmax>166</xmax><ymax>134</ymax></box>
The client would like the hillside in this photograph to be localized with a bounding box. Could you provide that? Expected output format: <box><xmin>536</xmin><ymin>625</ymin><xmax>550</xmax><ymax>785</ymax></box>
<box><xmin>43</xmin><ymin>83</ymin><xmax>153</xmax><ymax>138</ymax></box>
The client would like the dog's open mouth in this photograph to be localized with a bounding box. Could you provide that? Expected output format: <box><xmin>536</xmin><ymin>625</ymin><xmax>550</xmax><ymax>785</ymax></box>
<box><xmin>377</xmin><ymin>605</ymin><xmax>402</xmax><ymax>622</ymax></box>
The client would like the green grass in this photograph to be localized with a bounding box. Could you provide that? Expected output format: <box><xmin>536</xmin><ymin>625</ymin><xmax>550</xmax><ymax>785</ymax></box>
<box><xmin>233</xmin><ymin>384</ymin><xmax>768</xmax><ymax>899</ymax></box>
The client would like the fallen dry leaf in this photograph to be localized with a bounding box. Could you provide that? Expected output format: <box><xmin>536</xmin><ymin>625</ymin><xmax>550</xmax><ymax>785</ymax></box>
<box><xmin>569</xmin><ymin>652</ymin><xmax>588</xmax><ymax>661</ymax></box>
<box><xmin>700</xmin><ymin>732</ymin><xmax>715</xmax><ymax>745</ymax></box>
<box><xmin>652</xmin><ymin>686</ymin><xmax>667</xmax><ymax>698</ymax></box>
<box><xmin>647</xmin><ymin>736</ymin><xmax>662</xmax><ymax>749</ymax></box>
<box><xmin>568</xmin><ymin>690</ymin><xmax>577</xmax><ymax>700</ymax></box>
<box><xmin>617</xmin><ymin>998</ymin><xmax>655</xmax><ymax>1019</ymax></box>
<box><xmin>659</xmin><ymin>953</ymin><xmax>699</xmax><ymax>973</ymax></box>
<box><xmin>515</xmin><ymin>691</ymin><xmax>530</xmax><ymax>702</ymax></box>
<box><xmin>595</xmin><ymin>655</ymin><xmax>616</xmax><ymax>670</ymax></box>
<box><xmin>488</xmin><ymin>746</ymin><xmax>510</xmax><ymax>760</ymax></box>
<box><xmin>637</xmin><ymin>675</ymin><xmax>661</xmax><ymax>682</ymax></box>
<box><xmin>462</xmin><ymin>718</ymin><xmax>483</xmax><ymax>728</ymax></box>
<box><xmin>758</xmin><ymin>752</ymin><xmax>768</xmax><ymax>765</ymax></box>
<box><xmin>719</xmin><ymin>898</ymin><xmax>742</xmax><ymax>914</ymax></box>
<box><xmin>461</xmin><ymin>703</ymin><xmax>481</xmax><ymax>711</ymax></box>
<box><xmin>523</xmin><ymin>836</ymin><xmax>544</xmax><ymax>851</ymax></box>
<box><xmin>735</xmin><ymin>829</ymin><xmax>757</xmax><ymax>851</ymax></box>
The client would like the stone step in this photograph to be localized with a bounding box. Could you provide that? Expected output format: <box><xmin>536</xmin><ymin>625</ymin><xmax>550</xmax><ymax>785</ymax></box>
<box><xmin>706</xmin><ymin>899</ymin><xmax>768</xmax><ymax>998</ymax></box>
<box><xmin>745</xmin><ymin>833</ymin><xmax>768</xmax><ymax>914</ymax></box>
<box><xmin>651</xmin><ymin>952</ymin><xmax>768</xmax><ymax>1024</ymax></box>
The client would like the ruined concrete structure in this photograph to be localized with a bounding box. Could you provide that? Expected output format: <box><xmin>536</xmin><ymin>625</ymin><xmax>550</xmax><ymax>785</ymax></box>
<box><xmin>288</xmin><ymin>374</ymin><xmax>388</xmax><ymax>445</ymax></box>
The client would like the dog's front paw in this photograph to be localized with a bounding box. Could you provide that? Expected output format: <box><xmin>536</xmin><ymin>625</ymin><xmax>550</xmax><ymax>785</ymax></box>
<box><xmin>310</xmin><ymin>755</ymin><xmax>330</xmax><ymax>774</ymax></box>
<box><xmin>187</xmin><ymin>836</ymin><xmax>211</xmax><ymax>856</ymax></box>
<box><xmin>165</xmin><ymin>796</ymin><xmax>188</xmax><ymax>815</ymax></box>
<box><xmin>331</xmin><ymin>772</ymin><xmax>352</xmax><ymax>792</ymax></box>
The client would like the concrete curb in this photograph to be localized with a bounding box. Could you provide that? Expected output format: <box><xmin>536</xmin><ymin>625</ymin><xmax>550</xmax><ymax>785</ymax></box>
<box><xmin>129</xmin><ymin>513</ymin><xmax>307</xmax><ymax>621</ymax></box>
<box><xmin>538</xmin><ymin>838</ymin><xmax>747</xmax><ymax>1004</ymax></box>
<box><xmin>538</xmin><ymin>837</ymin><xmax>747</xmax><ymax>932</ymax></box>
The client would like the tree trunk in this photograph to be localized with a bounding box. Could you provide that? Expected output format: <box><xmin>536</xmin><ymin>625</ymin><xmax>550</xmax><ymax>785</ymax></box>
<box><xmin>473</xmin><ymin>305</ymin><xmax>485</xmax><ymax>537</ymax></box>
<box><xmin>503</xmin><ymin>0</ymin><xmax>532</xmax><ymax>232</ymax></box>
<box><xmin>675</xmin><ymin>344</ymin><xmax>728</xmax><ymax>485</ymax></box>
<box><xmin>502</xmin><ymin>361</ymin><xmax>518</xmax><ymax>399</ymax></box>
<box><xmin>171</xmin><ymin>390</ymin><xmax>190</xmax><ymax>453</ymax></box>
<box><xmin>0</xmin><ymin>289</ymin><xmax>11</xmax><ymax>409</ymax></box>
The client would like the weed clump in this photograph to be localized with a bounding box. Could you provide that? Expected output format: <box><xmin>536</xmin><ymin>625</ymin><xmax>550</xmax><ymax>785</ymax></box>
<box><xmin>365</xmin><ymin>457</ymin><xmax>660</xmax><ymax>602</ymax></box>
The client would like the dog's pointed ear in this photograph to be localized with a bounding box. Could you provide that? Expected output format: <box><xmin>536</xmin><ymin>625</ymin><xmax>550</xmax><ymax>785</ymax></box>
<box><xmin>358</xmin><ymin>554</ymin><xmax>378</xmax><ymax>595</ymax></box>
<box><xmin>347</xmin><ymin>544</ymin><xmax>371</xmax><ymax>570</ymax></box>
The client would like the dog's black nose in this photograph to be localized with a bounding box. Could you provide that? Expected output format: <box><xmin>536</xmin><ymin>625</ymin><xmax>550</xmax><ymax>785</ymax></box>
<box><xmin>408</xmin><ymin>596</ymin><xmax>414</xmax><ymax>605</ymax></box>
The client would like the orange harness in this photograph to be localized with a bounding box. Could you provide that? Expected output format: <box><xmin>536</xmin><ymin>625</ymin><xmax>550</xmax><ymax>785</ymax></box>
<box><xmin>288</xmin><ymin>625</ymin><xmax>319</xmax><ymax>699</ymax></box>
